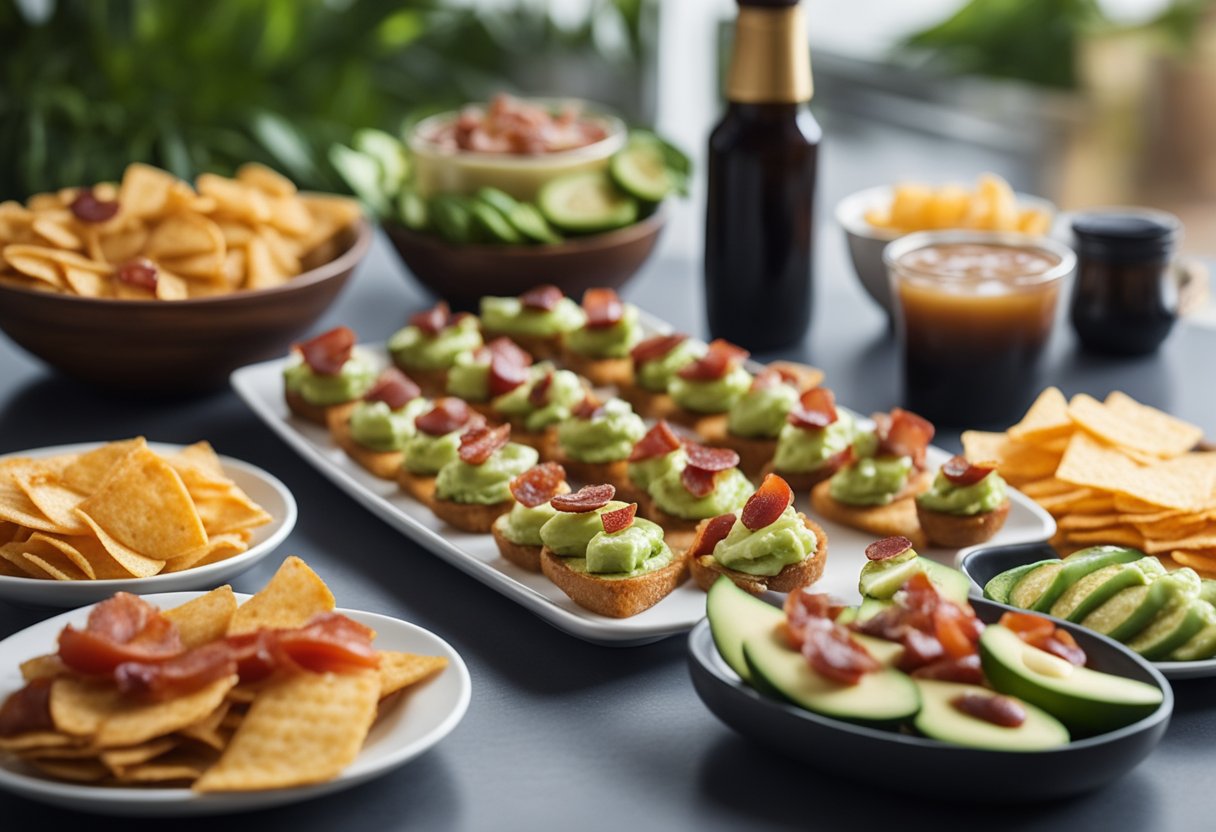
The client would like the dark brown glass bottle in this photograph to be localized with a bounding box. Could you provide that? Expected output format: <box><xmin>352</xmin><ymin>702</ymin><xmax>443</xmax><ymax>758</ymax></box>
<box><xmin>705</xmin><ymin>0</ymin><xmax>820</xmax><ymax>352</ymax></box>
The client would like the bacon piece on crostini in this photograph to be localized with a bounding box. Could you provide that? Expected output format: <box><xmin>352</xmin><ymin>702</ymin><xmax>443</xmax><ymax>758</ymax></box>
<box><xmin>363</xmin><ymin>368</ymin><xmax>421</xmax><ymax>410</ymax></box>
<box><xmin>527</xmin><ymin>371</ymin><xmax>554</xmax><ymax>407</ymax></box>
<box><xmin>689</xmin><ymin>514</ymin><xmax>737</xmax><ymax>558</ymax></box>
<box><xmin>487</xmin><ymin>337</ymin><xmax>533</xmax><ymax>397</ymax></box>
<box><xmin>509</xmin><ymin>462</ymin><xmax>568</xmax><ymax>508</ymax></box>
<box><xmin>630</xmin><ymin>333</ymin><xmax>689</xmax><ymax>365</ymax></box>
<box><xmin>411</xmin><ymin>301</ymin><xmax>467</xmax><ymax>336</ymax></box>
<box><xmin>628</xmin><ymin>420</ymin><xmax>682</xmax><ymax>462</ymax></box>
<box><xmin>458</xmin><ymin>423</ymin><xmax>511</xmax><ymax>465</ymax></box>
<box><xmin>941</xmin><ymin>455</ymin><xmax>997</xmax><ymax>487</ymax></box>
<box><xmin>295</xmin><ymin>326</ymin><xmax>356</xmax><ymax>376</ymax></box>
<box><xmin>680</xmin><ymin>466</ymin><xmax>718</xmax><ymax>498</ymax></box>
<box><xmin>788</xmin><ymin>387</ymin><xmax>839</xmax><ymax>430</ymax></box>
<box><xmin>601</xmin><ymin>503</ymin><xmax>637</xmax><ymax>533</ymax></box>
<box><xmin>416</xmin><ymin>398</ymin><xmax>476</xmax><ymax>437</ymax></box>
<box><xmin>864</xmin><ymin>535</ymin><xmax>915</xmax><ymax>562</ymax></box>
<box><xmin>572</xmin><ymin>394</ymin><xmax>604</xmax><ymax>420</ymax></box>
<box><xmin>520</xmin><ymin>284</ymin><xmax>564</xmax><ymax>311</ymax></box>
<box><xmin>741</xmin><ymin>474</ymin><xmax>794</xmax><ymax>531</ymax></box>
<box><xmin>582</xmin><ymin>288</ymin><xmax>624</xmax><ymax>329</ymax></box>
<box><xmin>676</xmin><ymin>339</ymin><xmax>749</xmax><ymax>382</ymax></box>
<box><xmin>875</xmin><ymin>407</ymin><xmax>935</xmax><ymax>469</ymax></box>
<box><xmin>551</xmin><ymin>484</ymin><xmax>616</xmax><ymax>513</ymax></box>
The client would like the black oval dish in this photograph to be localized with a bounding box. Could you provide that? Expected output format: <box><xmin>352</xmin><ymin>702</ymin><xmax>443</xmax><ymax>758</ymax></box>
<box><xmin>960</xmin><ymin>542</ymin><xmax>1216</xmax><ymax>680</ymax></box>
<box><xmin>688</xmin><ymin>598</ymin><xmax>1172</xmax><ymax>802</ymax></box>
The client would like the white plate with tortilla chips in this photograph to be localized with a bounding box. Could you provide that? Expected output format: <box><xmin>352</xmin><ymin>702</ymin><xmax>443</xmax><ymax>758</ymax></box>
<box><xmin>0</xmin><ymin>441</ymin><xmax>296</xmax><ymax>606</ymax></box>
<box><xmin>231</xmin><ymin>330</ymin><xmax>1056</xmax><ymax>645</ymax></box>
<box><xmin>0</xmin><ymin>570</ymin><xmax>470</xmax><ymax>815</ymax></box>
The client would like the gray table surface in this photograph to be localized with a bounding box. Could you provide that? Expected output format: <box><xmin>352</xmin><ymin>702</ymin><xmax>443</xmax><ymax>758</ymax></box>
<box><xmin>2</xmin><ymin>116</ymin><xmax>1215</xmax><ymax>830</ymax></box>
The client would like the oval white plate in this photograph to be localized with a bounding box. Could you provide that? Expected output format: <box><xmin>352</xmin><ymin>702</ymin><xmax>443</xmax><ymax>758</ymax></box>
<box><xmin>0</xmin><ymin>591</ymin><xmax>471</xmax><ymax>816</ymax></box>
<box><xmin>0</xmin><ymin>442</ymin><xmax>297</xmax><ymax>607</ymax></box>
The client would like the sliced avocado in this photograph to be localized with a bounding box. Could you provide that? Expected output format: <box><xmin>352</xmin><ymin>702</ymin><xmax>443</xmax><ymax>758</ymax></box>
<box><xmin>353</xmin><ymin>128</ymin><xmax>409</xmax><ymax>196</ymax></box>
<box><xmin>429</xmin><ymin>196</ymin><xmax>474</xmax><ymax>244</ymax></box>
<box><xmin>1127</xmin><ymin>597</ymin><xmax>1209</xmax><ymax>661</ymax></box>
<box><xmin>1082</xmin><ymin>580</ymin><xmax>1173</xmax><ymax>642</ymax></box>
<box><xmin>1168</xmin><ymin>602</ymin><xmax>1216</xmax><ymax>661</ymax></box>
<box><xmin>1050</xmin><ymin>563</ymin><xmax>1148</xmax><ymax>623</ymax></box>
<box><xmin>610</xmin><ymin>137</ymin><xmax>674</xmax><ymax>203</ymax></box>
<box><xmin>854</xmin><ymin>633</ymin><xmax>904</xmax><ymax>668</ymax></box>
<box><xmin>507</xmin><ymin>203</ymin><xmax>562</xmax><ymax>244</ymax></box>
<box><xmin>538</xmin><ymin>170</ymin><xmax>638</xmax><ymax>234</ymax></box>
<box><xmin>856</xmin><ymin>597</ymin><xmax>892</xmax><ymax>622</ymax></box>
<box><xmin>475</xmin><ymin>187</ymin><xmax>519</xmax><ymax>217</ymax></box>
<box><xmin>1200</xmin><ymin>580</ymin><xmax>1216</xmax><ymax>607</ymax></box>
<box><xmin>705</xmin><ymin>576</ymin><xmax>782</xmax><ymax>683</ymax></box>
<box><xmin>469</xmin><ymin>200</ymin><xmax>523</xmax><ymax>244</ymax></box>
<box><xmin>920</xmin><ymin>559</ymin><xmax>971</xmax><ymax>605</ymax></box>
<box><xmin>834</xmin><ymin>607</ymin><xmax>858</xmax><ymax>626</ymax></box>
<box><xmin>984</xmin><ymin>561</ymin><xmax>1052</xmax><ymax>605</ymax></box>
<box><xmin>1010</xmin><ymin>547</ymin><xmax>1147</xmax><ymax>613</ymax></box>
<box><xmin>328</xmin><ymin>144</ymin><xmax>390</xmax><ymax>218</ymax></box>
<box><xmin>1009</xmin><ymin>562</ymin><xmax>1063</xmax><ymax>610</ymax></box>
<box><xmin>912</xmin><ymin>679</ymin><xmax>1069</xmax><ymax>751</ymax></box>
<box><xmin>1134</xmin><ymin>557</ymin><xmax>1167</xmax><ymax>579</ymax></box>
<box><xmin>397</xmin><ymin>189</ymin><xmax>428</xmax><ymax>231</ymax></box>
<box><xmin>1063</xmin><ymin>545</ymin><xmax>1145</xmax><ymax>564</ymax></box>
<box><xmin>979</xmin><ymin>625</ymin><xmax>1164</xmax><ymax>734</ymax></box>
<box><xmin>859</xmin><ymin>556</ymin><xmax>922</xmax><ymax>600</ymax></box>
<box><xmin>743</xmin><ymin>629</ymin><xmax>921</xmax><ymax>726</ymax></box>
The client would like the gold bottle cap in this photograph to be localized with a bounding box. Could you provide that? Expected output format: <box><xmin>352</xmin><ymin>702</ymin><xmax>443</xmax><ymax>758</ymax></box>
<box><xmin>726</xmin><ymin>5</ymin><xmax>814</xmax><ymax>104</ymax></box>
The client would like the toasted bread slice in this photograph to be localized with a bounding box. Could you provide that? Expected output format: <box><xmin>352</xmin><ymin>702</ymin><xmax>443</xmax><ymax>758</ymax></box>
<box><xmin>648</xmin><ymin>505</ymin><xmax>707</xmax><ymax>554</ymax></box>
<box><xmin>560</xmin><ymin>350</ymin><xmax>633</xmax><ymax>388</ymax></box>
<box><xmin>549</xmin><ymin>446</ymin><xmax>631</xmax><ymax>490</ymax></box>
<box><xmin>539</xmin><ymin>545</ymin><xmax>690</xmax><ymax>618</ymax></box>
<box><xmin>388</xmin><ymin>363</ymin><xmax>447</xmax><ymax>398</ymax></box>
<box><xmin>285</xmin><ymin>389</ymin><xmax>356</xmax><ymax>428</ymax></box>
<box><xmin>760</xmin><ymin>458</ymin><xmax>840</xmax><ymax>493</ymax></box>
<box><xmin>491</xmin><ymin>515</ymin><xmax>543</xmax><ymax>572</ymax></box>
<box><xmin>713</xmin><ymin>433</ymin><xmax>778</xmax><ymax>481</ymax></box>
<box><xmin>327</xmin><ymin>409</ymin><xmax>403</xmax><ymax>481</ymax></box>
<box><xmin>430</xmin><ymin>496</ymin><xmax>512</xmax><ymax>533</ymax></box>
<box><xmin>397</xmin><ymin>466</ymin><xmax>437</xmax><ymax>507</ymax></box>
<box><xmin>809</xmin><ymin>472</ymin><xmax>931</xmax><ymax>551</ymax></box>
<box><xmin>505</xmin><ymin>424</ymin><xmax>557</xmax><ymax>460</ymax></box>
<box><xmin>619</xmin><ymin>386</ymin><xmax>681</xmax><ymax>422</ymax></box>
<box><xmin>916</xmin><ymin>498</ymin><xmax>1011</xmax><ymax>549</ymax></box>
<box><xmin>689</xmin><ymin>513</ymin><xmax>829</xmax><ymax>595</ymax></box>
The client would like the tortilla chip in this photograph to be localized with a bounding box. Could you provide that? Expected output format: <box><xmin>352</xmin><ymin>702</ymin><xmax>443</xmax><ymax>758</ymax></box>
<box><xmin>98</xmin><ymin>737</ymin><xmax>179</xmax><ymax>772</ymax></box>
<box><xmin>0</xmin><ymin>731</ymin><xmax>76</xmax><ymax>752</ymax></box>
<box><xmin>377</xmin><ymin>652</ymin><xmax>447</xmax><ymax>698</ymax></box>
<box><xmin>13</xmin><ymin>473</ymin><xmax>88</xmax><ymax>535</ymax></box>
<box><xmin>30</xmin><ymin>758</ymin><xmax>110</xmax><ymax>783</ymax></box>
<box><xmin>227</xmin><ymin>557</ymin><xmax>334</xmax><ymax>635</ymax></box>
<box><xmin>94</xmin><ymin>676</ymin><xmax>237</xmax><ymax>748</ymax></box>
<box><xmin>20</xmin><ymin>654</ymin><xmax>66</xmax><ymax>681</ymax></box>
<box><xmin>59</xmin><ymin>438</ymin><xmax>146</xmax><ymax>495</ymax></box>
<box><xmin>1008</xmin><ymin>387</ymin><xmax>1072</xmax><ymax>442</ymax></box>
<box><xmin>1069</xmin><ymin>392</ymin><xmax>1203</xmax><ymax>460</ymax></box>
<box><xmin>163</xmin><ymin>586</ymin><xmax>238</xmax><ymax>648</ymax></box>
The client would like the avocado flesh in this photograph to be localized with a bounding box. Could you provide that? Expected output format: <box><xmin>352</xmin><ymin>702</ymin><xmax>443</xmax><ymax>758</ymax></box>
<box><xmin>743</xmin><ymin>629</ymin><xmax>921</xmax><ymax>725</ymax></box>
<box><xmin>1012</xmin><ymin>548</ymin><xmax>1147</xmax><ymax>613</ymax></box>
<box><xmin>1127</xmin><ymin>597</ymin><xmax>1209</xmax><ymax>661</ymax></box>
<box><xmin>984</xmin><ymin>561</ymin><xmax>1050</xmax><ymax>604</ymax></box>
<box><xmin>920</xmin><ymin>559</ymin><xmax>971</xmax><ymax>605</ymax></box>
<box><xmin>1134</xmin><ymin>557</ymin><xmax>1167</xmax><ymax>579</ymax></box>
<box><xmin>1009</xmin><ymin>562</ymin><xmax>1063</xmax><ymax>610</ymax></box>
<box><xmin>856</xmin><ymin>597</ymin><xmax>892</xmax><ymax>622</ymax></box>
<box><xmin>706</xmin><ymin>576</ymin><xmax>783</xmax><ymax>683</ymax></box>
<box><xmin>1081</xmin><ymin>581</ymin><xmax>1172</xmax><ymax>642</ymax></box>
<box><xmin>854</xmin><ymin>633</ymin><xmax>904</xmax><ymax>668</ymax></box>
<box><xmin>979</xmin><ymin>625</ymin><xmax>1163</xmax><ymax>734</ymax></box>
<box><xmin>1049</xmin><ymin>564</ymin><xmax>1147</xmax><ymax>623</ymax></box>
<box><xmin>912</xmin><ymin>679</ymin><xmax>1069</xmax><ymax>751</ymax></box>
<box><xmin>859</xmin><ymin>555</ymin><xmax>969</xmax><ymax>603</ymax></box>
<box><xmin>1168</xmin><ymin>604</ymin><xmax>1216</xmax><ymax>661</ymax></box>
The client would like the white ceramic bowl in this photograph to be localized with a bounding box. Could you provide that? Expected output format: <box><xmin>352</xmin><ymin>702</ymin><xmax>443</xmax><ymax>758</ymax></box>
<box><xmin>836</xmin><ymin>185</ymin><xmax>1058</xmax><ymax>317</ymax></box>
<box><xmin>0</xmin><ymin>442</ymin><xmax>296</xmax><ymax>606</ymax></box>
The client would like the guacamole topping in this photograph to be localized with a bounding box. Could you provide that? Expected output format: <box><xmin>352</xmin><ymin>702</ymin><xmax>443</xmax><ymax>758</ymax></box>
<box><xmin>539</xmin><ymin>500</ymin><xmax>629</xmax><ymax>556</ymax></box>
<box><xmin>584</xmin><ymin>518</ymin><xmax>671</xmax><ymax>575</ymax></box>
<box><xmin>435</xmin><ymin>442</ymin><xmax>538</xmax><ymax>504</ymax></box>
<box><xmin>566</xmin><ymin>304</ymin><xmax>642</xmax><ymax>359</ymax></box>
<box><xmin>917</xmin><ymin>470</ymin><xmax>1008</xmax><ymax>516</ymax></box>
<box><xmin>348</xmin><ymin>397</ymin><xmax>431</xmax><ymax>452</ymax></box>
<box><xmin>388</xmin><ymin>315</ymin><xmax>483</xmax><ymax>371</ymax></box>
<box><xmin>712</xmin><ymin>505</ymin><xmax>816</xmax><ymax>577</ymax></box>
<box><xmin>728</xmin><ymin>382</ymin><xmax>800</xmax><ymax>439</ymax></box>
<box><xmin>635</xmin><ymin>338</ymin><xmax>706</xmax><ymax>392</ymax></box>
<box><xmin>772</xmin><ymin>410</ymin><xmax>856</xmax><ymax>473</ymax></box>
<box><xmin>649</xmin><ymin>467</ymin><xmax>753</xmax><ymax>520</ymax></box>
<box><xmin>402</xmin><ymin>429</ymin><xmax>463</xmax><ymax>475</ymax></box>
<box><xmin>557</xmin><ymin>399</ymin><xmax>646</xmax><ymax>463</ymax></box>
<box><xmin>501</xmin><ymin>500</ymin><xmax>560</xmax><ymax>546</ymax></box>
<box><xmin>480</xmin><ymin>295</ymin><xmax>584</xmax><ymax>337</ymax></box>
<box><xmin>492</xmin><ymin>364</ymin><xmax>584</xmax><ymax>431</ymax></box>
<box><xmin>283</xmin><ymin>352</ymin><xmax>376</xmax><ymax>406</ymax></box>
<box><xmin>829</xmin><ymin>455</ymin><xmax>913</xmax><ymax>507</ymax></box>
<box><xmin>628</xmin><ymin>447</ymin><xmax>687</xmax><ymax>493</ymax></box>
<box><xmin>446</xmin><ymin>350</ymin><xmax>491</xmax><ymax>401</ymax></box>
<box><xmin>669</xmin><ymin>365</ymin><xmax>752</xmax><ymax>414</ymax></box>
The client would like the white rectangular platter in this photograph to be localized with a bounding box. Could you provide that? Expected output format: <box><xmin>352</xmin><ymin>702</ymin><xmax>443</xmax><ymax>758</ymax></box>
<box><xmin>232</xmin><ymin>336</ymin><xmax>1055</xmax><ymax>646</ymax></box>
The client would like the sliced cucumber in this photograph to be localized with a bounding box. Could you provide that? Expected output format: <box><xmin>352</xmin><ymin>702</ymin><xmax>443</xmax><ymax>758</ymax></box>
<box><xmin>353</xmin><ymin>128</ymin><xmax>409</xmax><ymax>195</ymax></box>
<box><xmin>469</xmin><ymin>200</ymin><xmax>523</xmax><ymax>244</ymax></box>
<box><xmin>611</xmin><ymin>137</ymin><xmax>674</xmax><ymax>202</ymax></box>
<box><xmin>508</xmin><ymin>203</ymin><xmax>562</xmax><ymax>244</ymax></box>
<box><xmin>397</xmin><ymin>189</ymin><xmax>428</xmax><ymax>231</ymax></box>
<box><xmin>476</xmin><ymin>187</ymin><xmax>519</xmax><ymax>217</ymax></box>
<box><xmin>328</xmin><ymin>144</ymin><xmax>390</xmax><ymax>218</ymax></box>
<box><xmin>538</xmin><ymin>170</ymin><xmax>638</xmax><ymax>234</ymax></box>
<box><xmin>429</xmin><ymin>196</ymin><xmax>474</xmax><ymax>244</ymax></box>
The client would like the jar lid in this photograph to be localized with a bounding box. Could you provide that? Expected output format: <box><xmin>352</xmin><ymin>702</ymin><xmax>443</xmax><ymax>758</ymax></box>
<box><xmin>1071</xmin><ymin>209</ymin><xmax>1181</xmax><ymax>262</ymax></box>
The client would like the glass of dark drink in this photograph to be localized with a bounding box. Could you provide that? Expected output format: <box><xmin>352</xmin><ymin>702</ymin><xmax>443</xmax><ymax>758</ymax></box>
<box><xmin>886</xmin><ymin>231</ymin><xmax>1075</xmax><ymax>428</ymax></box>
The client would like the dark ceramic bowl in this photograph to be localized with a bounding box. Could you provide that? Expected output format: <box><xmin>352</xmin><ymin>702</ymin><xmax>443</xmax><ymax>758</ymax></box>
<box><xmin>383</xmin><ymin>210</ymin><xmax>665</xmax><ymax>310</ymax></box>
<box><xmin>0</xmin><ymin>219</ymin><xmax>371</xmax><ymax>394</ymax></box>
<box><xmin>959</xmin><ymin>542</ymin><xmax>1216</xmax><ymax>680</ymax></box>
<box><xmin>688</xmin><ymin>598</ymin><xmax>1172</xmax><ymax>801</ymax></box>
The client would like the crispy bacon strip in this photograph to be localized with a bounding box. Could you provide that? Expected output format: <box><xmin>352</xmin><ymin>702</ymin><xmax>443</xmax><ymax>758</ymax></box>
<box><xmin>741</xmin><ymin>474</ymin><xmax>794</xmax><ymax>531</ymax></box>
<box><xmin>801</xmin><ymin>618</ymin><xmax>881</xmax><ymax>686</ymax></box>
<box><xmin>296</xmin><ymin>326</ymin><xmax>356</xmax><ymax>376</ymax></box>
<box><xmin>527</xmin><ymin>371</ymin><xmax>554</xmax><ymax>407</ymax></box>
<box><xmin>689</xmin><ymin>514</ymin><xmax>736</xmax><ymax>558</ymax></box>
<box><xmin>583</xmin><ymin>288</ymin><xmax>624</xmax><ymax>329</ymax></box>
<box><xmin>685</xmin><ymin>444</ymin><xmax>739</xmax><ymax>472</ymax></box>
<box><xmin>364</xmin><ymin>368</ymin><xmax>421</xmax><ymax>410</ymax></box>
<box><xmin>509</xmin><ymin>462</ymin><xmax>567</xmax><ymax>508</ymax></box>
<box><xmin>951</xmin><ymin>692</ymin><xmax>1027</xmax><ymax>728</ymax></box>
<box><xmin>941</xmin><ymin>455</ymin><xmax>997</xmax><ymax>486</ymax></box>
<box><xmin>410</xmin><ymin>301</ymin><xmax>463</xmax><ymax>336</ymax></box>
<box><xmin>876</xmin><ymin>408</ymin><xmax>935</xmax><ymax>469</ymax></box>
<box><xmin>551</xmin><ymin>484</ymin><xmax>616</xmax><ymax>513</ymax></box>
<box><xmin>676</xmin><ymin>339</ymin><xmax>749</xmax><ymax>382</ymax></box>
<box><xmin>601</xmin><ymin>503</ymin><xmax>637</xmax><ymax>534</ymax></box>
<box><xmin>58</xmin><ymin>593</ymin><xmax>184</xmax><ymax>675</ymax></box>
<box><xmin>71</xmin><ymin>189</ymin><xmax>120</xmax><ymax>223</ymax></box>
<box><xmin>999</xmin><ymin>611</ymin><xmax>1086</xmax><ymax>666</ymax></box>
<box><xmin>788</xmin><ymin>387</ymin><xmax>838</xmax><ymax>430</ymax></box>
<box><xmin>630</xmin><ymin>333</ymin><xmax>689</xmax><ymax>366</ymax></box>
<box><xmin>680</xmin><ymin>465</ymin><xmax>717</xmax><ymax>498</ymax></box>
<box><xmin>0</xmin><ymin>678</ymin><xmax>54</xmax><ymax>737</ymax></box>
<box><xmin>416</xmin><ymin>398</ymin><xmax>474</xmax><ymax>436</ymax></box>
<box><xmin>459</xmin><ymin>423</ymin><xmax>511</xmax><ymax>465</ymax></box>
<box><xmin>572</xmin><ymin>395</ymin><xmax>604</xmax><ymax>420</ymax></box>
<box><xmin>749</xmin><ymin>367</ymin><xmax>796</xmax><ymax>392</ymax></box>
<box><xmin>520</xmin><ymin>284</ymin><xmax>563</xmax><ymax>311</ymax></box>
<box><xmin>488</xmin><ymin>337</ymin><xmax>533</xmax><ymax>397</ymax></box>
<box><xmin>116</xmin><ymin>258</ymin><xmax>158</xmax><ymax>291</ymax></box>
<box><xmin>865</xmin><ymin>536</ymin><xmax>914</xmax><ymax>562</ymax></box>
<box><xmin>628</xmin><ymin>421</ymin><xmax>682</xmax><ymax>462</ymax></box>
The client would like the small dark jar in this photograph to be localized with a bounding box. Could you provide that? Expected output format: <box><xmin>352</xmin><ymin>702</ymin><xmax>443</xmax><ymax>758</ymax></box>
<box><xmin>1069</xmin><ymin>209</ymin><xmax>1182</xmax><ymax>356</ymax></box>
